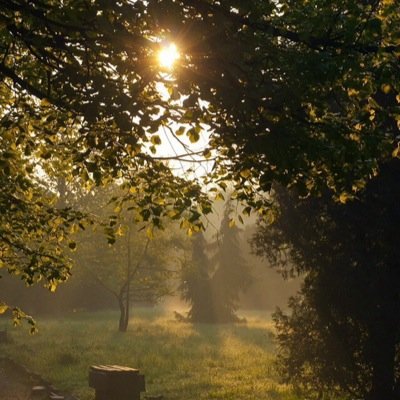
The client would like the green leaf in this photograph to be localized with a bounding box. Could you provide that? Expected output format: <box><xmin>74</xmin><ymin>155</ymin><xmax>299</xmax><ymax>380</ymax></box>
<box><xmin>151</xmin><ymin>135</ymin><xmax>162</xmax><ymax>145</ymax></box>
<box><xmin>203</xmin><ymin>148</ymin><xmax>212</xmax><ymax>159</ymax></box>
<box><xmin>176</xmin><ymin>126</ymin><xmax>186</xmax><ymax>136</ymax></box>
<box><xmin>188</xmin><ymin>128</ymin><xmax>200</xmax><ymax>143</ymax></box>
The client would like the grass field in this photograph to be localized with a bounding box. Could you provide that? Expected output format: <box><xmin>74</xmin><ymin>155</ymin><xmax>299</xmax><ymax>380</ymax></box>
<box><xmin>1</xmin><ymin>308</ymin><xmax>296</xmax><ymax>400</ymax></box>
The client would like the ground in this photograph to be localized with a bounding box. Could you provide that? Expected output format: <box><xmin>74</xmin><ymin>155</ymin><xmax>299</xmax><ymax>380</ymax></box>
<box><xmin>0</xmin><ymin>357</ymin><xmax>38</xmax><ymax>400</ymax></box>
<box><xmin>0</xmin><ymin>357</ymin><xmax>75</xmax><ymax>400</ymax></box>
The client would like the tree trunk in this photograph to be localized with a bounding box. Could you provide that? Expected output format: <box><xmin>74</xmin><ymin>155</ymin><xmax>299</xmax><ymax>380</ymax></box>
<box><xmin>367</xmin><ymin>325</ymin><xmax>396</xmax><ymax>400</ymax></box>
<box><xmin>118</xmin><ymin>297</ymin><xmax>128</xmax><ymax>332</ymax></box>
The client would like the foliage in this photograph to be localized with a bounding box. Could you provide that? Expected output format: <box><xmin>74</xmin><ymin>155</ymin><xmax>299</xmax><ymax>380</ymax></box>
<box><xmin>0</xmin><ymin>0</ymin><xmax>211</xmax><ymax>316</ymax></box>
<box><xmin>70</xmin><ymin>184</ymin><xmax>188</xmax><ymax>332</ymax></box>
<box><xmin>1</xmin><ymin>0</ymin><xmax>400</xmax><ymax>325</ymax></box>
<box><xmin>252</xmin><ymin>160</ymin><xmax>400</xmax><ymax>400</ymax></box>
<box><xmin>149</xmin><ymin>0</ymin><xmax>400</xmax><ymax>200</ymax></box>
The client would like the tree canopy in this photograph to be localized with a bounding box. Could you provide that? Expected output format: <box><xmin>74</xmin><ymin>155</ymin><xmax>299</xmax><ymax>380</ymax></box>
<box><xmin>1</xmin><ymin>0</ymin><xmax>399</xmax><ymax>321</ymax></box>
<box><xmin>0</xmin><ymin>0</ymin><xmax>211</xmax><ymax>319</ymax></box>
<box><xmin>149</xmin><ymin>0</ymin><xmax>400</xmax><ymax>198</ymax></box>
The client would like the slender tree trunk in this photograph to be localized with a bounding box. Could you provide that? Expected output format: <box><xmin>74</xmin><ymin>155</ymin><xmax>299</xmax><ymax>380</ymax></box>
<box><xmin>118</xmin><ymin>227</ymin><xmax>150</xmax><ymax>332</ymax></box>
<box><xmin>120</xmin><ymin>226</ymin><xmax>132</xmax><ymax>332</ymax></box>
<box><xmin>118</xmin><ymin>226</ymin><xmax>133</xmax><ymax>333</ymax></box>
<box><xmin>118</xmin><ymin>296</ymin><xmax>128</xmax><ymax>332</ymax></box>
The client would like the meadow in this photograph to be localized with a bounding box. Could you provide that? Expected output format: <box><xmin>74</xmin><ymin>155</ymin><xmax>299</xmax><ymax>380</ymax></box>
<box><xmin>1</xmin><ymin>308</ymin><xmax>296</xmax><ymax>400</ymax></box>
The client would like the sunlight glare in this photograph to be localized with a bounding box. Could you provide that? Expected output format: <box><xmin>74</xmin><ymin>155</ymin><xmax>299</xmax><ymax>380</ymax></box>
<box><xmin>158</xmin><ymin>43</ymin><xmax>179</xmax><ymax>70</ymax></box>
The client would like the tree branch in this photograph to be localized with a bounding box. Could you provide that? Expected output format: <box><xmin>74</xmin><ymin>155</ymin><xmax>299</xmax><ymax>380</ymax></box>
<box><xmin>182</xmin><ymin>0</ymin><xmax>398</xmax><ymax>55</ymax></box>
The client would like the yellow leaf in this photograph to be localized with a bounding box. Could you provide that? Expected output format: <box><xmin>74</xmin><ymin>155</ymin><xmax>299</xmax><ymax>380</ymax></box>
<box><xmin>49</xmin><ymin>283</ymin><xmax>57</xmax><ymax>292</ymax></box>
<box><xmin>70</xmin><ymin>223</ymin><xmax>79</xmax><ymax>234</ymax></box>
<box><xmin>129</xmin><ymin>186</ymin><xmax>137</xmax><ymax>194</ymax></box>
<box><xmin>154</xmin><ymin>197</ymin><xmax>165</xmax><ymax>205</ymax></box>
<box><xmin>40</xmin><ymin>98</ymin><xmax>51</xmax><ymax>107</ymax></box>
<box><xmin>265</xmin><ymin>209</ymin><xmax>276</xmax><ymax>225</ymax></box>
<box><xmin>347</xmin><ymin>88</ymin><xmax>359</xmax><ymax>97</ymax></box>
<box><xmin>168</xmin><ymin>209</ymin><xmax>179</xmax><ymax>218</ymax></box>
<box><xmin>180</xmin><ymin>219</ymin><xmax>190</xmax><ymax>229</ymax></box>
<box><xmin>392</xmin><ymin>145</ymin><xmax>400</xmax><ymax>158</ymax></box>
<box><xmin>0</xmin><ymin>304</ymin><xmax>9</xmax><ymax>314</ymax></box>
<box><xmin>146</xmin><ymin>226</ymin><xmax>154</xmax><ymax>240</ymax></box>
<box><xmin>339</xmin><ymin>192</ymin><xmax>351</xmax><ymax>204</ymax></box>
<box><xmin>240</xmin><ymin>169</ymin><xmax>251</xmax><ymax>179</ymax></box>
<box><xmin>53</xmin><ymin>216</ymin><xmax>64</xmax><ymax>226</ymax></box>
<box><xmin>369</xmin><ymin>109</ymin><xmax>375</xmax><ymax>121</ymax></box>
<box><xmin>229</xmin><ymin>219</ymin><xmax>236</xmax><ymax>228</ymax></box>
<box><xmin>26</xmin><ymin>189</ymin><xmax>33</xmax><ymax>201</ymax></box>
<box><xmin>215</xmin><ymin>192</ymin><xmax>225</xmax><ymax>201</ymax></box>
<box><xmin>381</xmin><ymin>84</ymin><xmax>391</xmax><ymax>94</ymax></box>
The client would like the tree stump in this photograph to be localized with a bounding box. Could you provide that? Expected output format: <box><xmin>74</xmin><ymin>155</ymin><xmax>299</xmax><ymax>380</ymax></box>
<box><xmin>89</xmin><ymin>365</ymin><xmax>145</xmax><ymax>400</ymax></box>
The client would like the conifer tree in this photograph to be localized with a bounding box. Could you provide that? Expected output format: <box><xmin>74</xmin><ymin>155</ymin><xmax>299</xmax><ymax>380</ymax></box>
<box><xmin>182</xmin><ymin>202</ymin><xmax>252</xmax><ymax>323</ymax></box>
<box><xmin>180</xmin><ymin>232</ymin><xmax>215</xmax><ymax>322</ymax></box>
<box><xmin>210</xmin><ymin>203</ymin><xmax>252</xmax><ymax>322</ymax></box>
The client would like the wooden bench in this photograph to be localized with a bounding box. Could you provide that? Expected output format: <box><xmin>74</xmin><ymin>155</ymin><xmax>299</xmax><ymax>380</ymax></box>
<box><xmin>89</xmin><ymin>365</ymin><xmax>145</xmax><ymax>400</ymax></box>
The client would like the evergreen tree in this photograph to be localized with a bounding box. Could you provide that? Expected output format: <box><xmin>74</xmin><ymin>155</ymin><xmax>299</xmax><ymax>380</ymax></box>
<box><xmin>181</xmin><ymin>203</ymin><xmax>252</xmax><ymax>323</ymax></box>
<box><xmin>210</xmin><ymin>203</ymin><xmax>252</xmax><ymax>322</ymax></box>
<box><xmin>180</xmin><ymin>232</ymin><xmax>215</xmax><ymax>322</ymax></box>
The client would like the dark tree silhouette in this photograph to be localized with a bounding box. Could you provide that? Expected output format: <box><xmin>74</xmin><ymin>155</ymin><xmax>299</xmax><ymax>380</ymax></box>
<box><xmin>253</xmin><ymin>160</ymin><xmax>400</xmax><ymax>400</ymax></box>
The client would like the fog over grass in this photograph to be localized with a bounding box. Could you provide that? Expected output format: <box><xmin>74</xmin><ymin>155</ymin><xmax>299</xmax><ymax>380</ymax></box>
<box><xmin>2</xmin><ymin>308</ymin><xmax>297</xmax><ymax>400</ymax></box>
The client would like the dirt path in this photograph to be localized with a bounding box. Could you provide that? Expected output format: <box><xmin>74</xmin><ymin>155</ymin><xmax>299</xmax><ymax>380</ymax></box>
<box><xmin>0</xmin><ymin>358</ymin><xmax>37</xmax><ymax>400</ymax></box>
<box><xmin>0</xmin><ymin>357</ymin><xmax>77</xmax><ymax>400</ymax></box>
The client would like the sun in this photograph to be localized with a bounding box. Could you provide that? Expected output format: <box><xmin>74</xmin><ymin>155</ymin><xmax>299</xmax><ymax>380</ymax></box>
<box><xmin>158</xmin><ymin>43</ymin><xmax>180</xmax><ymax>70</ymax></box>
